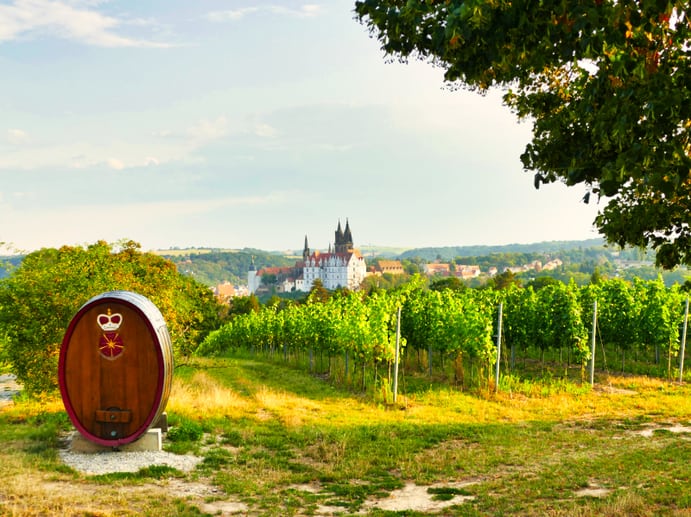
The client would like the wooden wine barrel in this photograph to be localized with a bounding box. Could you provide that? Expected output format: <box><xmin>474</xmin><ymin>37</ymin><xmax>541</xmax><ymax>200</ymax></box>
<box><xmin>58</xmin><ymin>291</ymin><xmax>173</xmax><ymax>447</ymax></box>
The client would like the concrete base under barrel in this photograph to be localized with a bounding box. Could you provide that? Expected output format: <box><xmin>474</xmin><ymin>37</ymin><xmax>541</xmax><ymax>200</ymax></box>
<box><xmin>69</xmin><ymin>428</ymin><xmax>162</xmax><ymax>453</ymax></box>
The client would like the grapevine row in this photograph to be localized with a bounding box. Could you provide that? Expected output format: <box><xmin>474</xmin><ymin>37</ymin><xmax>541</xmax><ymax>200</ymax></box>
<box><xmin>198</xmin><ymin>277</ymin><xmax>689</xmax><ymax>388</ymax></box>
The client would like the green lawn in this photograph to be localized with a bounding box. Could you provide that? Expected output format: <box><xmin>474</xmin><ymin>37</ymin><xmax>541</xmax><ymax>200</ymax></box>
<box><xmin>0</xmin><ymin>357</ymin><xmax>690</xmax><ymax>516</ymax></box>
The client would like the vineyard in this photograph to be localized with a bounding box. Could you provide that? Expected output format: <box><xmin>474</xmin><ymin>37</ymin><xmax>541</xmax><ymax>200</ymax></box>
<box><xmin>198</xmin><ymin>276</ymin><xmax>690</xmax><ymax>395</ymax></box>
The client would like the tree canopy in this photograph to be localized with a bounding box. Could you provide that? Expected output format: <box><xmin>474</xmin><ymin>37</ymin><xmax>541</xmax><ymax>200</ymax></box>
<box><xmin>355</xmin><ymin>0</ymin><xmax>691</xmax><ymax>268</ymax></box>
<box><xmin>0</xmin><ymin>240</ymin><xmax>223</xmax><ymax>394</ymax></box>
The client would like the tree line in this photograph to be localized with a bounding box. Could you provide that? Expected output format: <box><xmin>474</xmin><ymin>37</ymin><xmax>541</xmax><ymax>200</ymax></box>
<box><xmin>1</xmin><ymin>240</ymin><xmax>688</xmax><ymax>396</ymax></box>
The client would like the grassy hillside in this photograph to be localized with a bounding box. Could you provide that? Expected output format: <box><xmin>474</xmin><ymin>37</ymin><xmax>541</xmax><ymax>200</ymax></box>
<box><xmin>155</xmin><ymin>239</ymin><xmax>614</xmax><ymax>287</ymax></box>
<box><xmin>399</xmin><ymin>238</ymin><xmax>607</xmax><ymax>261</ymax></box>
<box><xmin>1</xmin><ymin>239</ymin><xmax>669</xmax><ymax>288</ymax></box>
<box><xmin>158</xmin><ymin>248</ymin><xmax>296</xmax><ymax>287</ymax></box>
<box><xmin>1</xmin><ymin>358</ymin><xmax>689</xmax><ymax>516</ymax></box>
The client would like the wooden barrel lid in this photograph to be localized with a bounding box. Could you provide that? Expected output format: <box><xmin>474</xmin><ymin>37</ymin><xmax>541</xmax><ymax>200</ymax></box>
<box><xmin>58</xmin><ymin>291</ymin><xmax>173</xmax><ymax>447</ymax></box>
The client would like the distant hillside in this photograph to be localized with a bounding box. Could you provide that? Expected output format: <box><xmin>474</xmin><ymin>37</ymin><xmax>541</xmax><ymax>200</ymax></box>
<box><xmin>1</xmin><ymin>239</ymin><xmax>660</xmax><ymax>289</ymax></box>
<box><xmin>359</xmin><ymin>245</ymin><xmax>410</xmax><ymax>258</ymax></box>
<box><xmin>158</xmin><ymin>239</ymin><xmax>618</xmax><ymax>287</ymax></box>
<box><xmin>158</xmin><ymin>248</ymin><xmax>295</xmax><ymax>287</ymax></box>
<box><xmin>398</xmin><ymin>238</ymin><xmax>606</xmax><ymax>261</ymax></box>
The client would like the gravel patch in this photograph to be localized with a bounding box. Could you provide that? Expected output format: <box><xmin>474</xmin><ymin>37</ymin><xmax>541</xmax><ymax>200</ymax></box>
<box><xmin>360</xmin><ymin>480</ymin><xmax>477</xmax><ymax>513</ymax></box>
<box><xmin>59</xmin><ymin>448</ymin><xmax>203</xmax><ymax>475</ymax></box>
<box><xmin>0</xmin><ymin>374</ymin><xmax>203</xmax><ymax>477</ymax></box>
<box><xmin>634</xmin><ymin>424</ymin><xmax>691</xmax><ymax>438</ymax></box>
<box><xmin>575</xmin><ymin>486</ymin><xmax>611</xmax><ymax>498</ymax></box>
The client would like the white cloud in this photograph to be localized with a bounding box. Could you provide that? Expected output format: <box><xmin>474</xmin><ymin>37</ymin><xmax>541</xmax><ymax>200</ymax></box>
<box><xmin>205</xmin><ymin>7</ymin><xmax>259</xmax><ymax>22</ymax></box>
<box><xmin>254</xmin><ymin>123</ymin><xmax>278</xmax><ymax>138</ymax></box>
<box><xmin>0</xmin><ymin>0</ymin><xmax>171</xmax><ymax>47</ymax></box>
<box><xmin>106</xmin><ymin>155</ymin><xmax>166</xmax><ymax>170</ymax></box>
<box><xmin>152</xmin><ymin>129</ymin><xmax>173</xmax><ymax>138</ymax></box>
<box><xmin>206</xmin><ymin>4</ymin><xmax>322</xmax><ymax>22</ymax></box>
<box><xmin>268</xmin><ymin>4</ymin><xmax>321</xmax><ymax>17</ymax></box>
<box><xmin>70</xmin><ymin>155</ymin><xmax>96</xmax><ymax>169</ymax></box>
<box><xmin>7</xmin><ymin>128</ymin><xmax>28</xmax><ymax>144</ymax></box>
<box><xmin>10</xmin><ymin>191</ymin><xmax>35</xmax><ymax>200</ymax></box>
<box><xmin>187</xmin><ymin>116</ymin><xmax>228</xmax><ymax>142</ymax></box>
<box><xmin>107</xmin><ymin>157</ymin><xmax>124</xmax><ymax>170</ymax></box>
<box><xmin>300</xmin><ymin>4</ymin><xmax>321</xmax><ymax>17</ymax></box>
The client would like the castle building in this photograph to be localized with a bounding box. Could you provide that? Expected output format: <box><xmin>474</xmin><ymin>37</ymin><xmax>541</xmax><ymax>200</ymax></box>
<box><xmin>248</xmin><ymin>220</ymin><xmax>367</xmax><ymax>294</ymax></box>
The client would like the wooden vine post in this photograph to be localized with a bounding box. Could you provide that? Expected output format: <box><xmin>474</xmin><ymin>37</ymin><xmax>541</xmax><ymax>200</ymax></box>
<box><xmin>494</xmin><ymin>302</ymin><xmax>503</xmax><ymax>393</ymax></box>
<box><xmin>680</xmin><ymin>297</ymin><xmax>689</xmax><ymax>384</ymax></box>
<box><xmin>393</xmin><ymin>305</ymin><xmax>401</xmax><ymax>404</ymax></box>
<box><xmin>589</xmin><ymin>300</ymin><xmax>598</xmax><ymax>386</ymax></box>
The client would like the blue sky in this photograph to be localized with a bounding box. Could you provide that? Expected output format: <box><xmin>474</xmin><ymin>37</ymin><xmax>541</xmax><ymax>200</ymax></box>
<box><xmin>0</xmin><ymin>1</ymin><xmax>601</xmax><ymax>254</ymax></box>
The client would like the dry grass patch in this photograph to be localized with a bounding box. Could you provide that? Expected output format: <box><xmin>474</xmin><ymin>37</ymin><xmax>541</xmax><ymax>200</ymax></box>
<box><xmin>252</xmin><ymin>385</ymin><xmax>325</xmax><ymax>427</ymax></box>
<box><xmin>543</xmin><ymin>491</ymin><xmax>652</xmax><ymax>517</ymax></box>
<box><xmin>167</xmin><ymin>371</ymin><xmax>252</xmax><ymax>419</ymax></box>
<box><xmin>0</xmin><ymin>470</ymin><xmax>162</xmax><ymax>516</ymax></box>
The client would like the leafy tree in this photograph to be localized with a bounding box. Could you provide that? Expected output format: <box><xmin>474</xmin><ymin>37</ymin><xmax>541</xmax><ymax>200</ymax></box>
<box><xmin>355</xmin><ymin>1</ymin><xmax>691</xmax><ymax>268</ymax></box>
<box><xmin>429</xmin><ymin>276</ymin><xmax>467</xmax><ymax>292</ymax></box>
<box><xmin>359</xmin><ymin>274</ymin><xmax>388</xmax><ymax>294</ymax></box>
<box><xmin>261</xmin><ymin>273</ymin><xmax>278</xmax><ymax>286</ymax></box>
<box><xmin>401</xmin><ymin>259</ymin><xmax>421</xmax><ymax>275</ymax></box>
<box><xmin>306</xmin><ymin>278</ymin><xmax>330</xmax><ymax>304</ymax></box>
<box><xmin>487</xmin><ymin>270</ymin><xmax>521</xmax><ymax>290</ymax></box>
<box><xmin>227</xmin><ymin>295</ymin><xmax>261</xmax><ymax>317</ymax></box>
<box><xmin>590</xmin><ymin>268</ymin><xmax>605</xmax><ymax>285</ymax></box>
<box><xmin>0</xmin><ymin>241</ymin><xmax>222</xmax><ymax>394</ymax></box>
<box><xmin>526</xmin><ymin>276</ymin><xmax>562</xmax><ymax>291</ymax></box>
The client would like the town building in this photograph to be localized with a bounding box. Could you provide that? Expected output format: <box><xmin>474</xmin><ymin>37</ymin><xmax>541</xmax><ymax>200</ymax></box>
<box><xmin>454</xmin><ymin>265</ymin><xmax>482</xmax><ymax>279</ymax></box>
<box><xmin>213</xmin><ymin>281</ymin><xmax>236</xmax><ymax>303</ymax></box>
<box><xmin>423</xmin><ymin>263</ymin><xmax>452</xmax><ymax>276</ymax></box>
<box><xmin>374</xmin><ymin>260</ymin><xmax>405</xmax><ymax>276</ymax></box>
<box><xmin>248</xmin><ymin>220</ymin><xmax>367</xmax><ymax>294</ymax></box>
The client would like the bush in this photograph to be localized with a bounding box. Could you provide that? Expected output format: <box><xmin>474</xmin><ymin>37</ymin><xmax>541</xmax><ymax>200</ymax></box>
<box><xmin>0</xmin><ymin>240</ymin><xmax>223</xmax><ymax>394</ymax></box>
<box><xmin>167</xmin><ymin>419</ymin><xmax>204</xmax><ymax>443</ymax></box>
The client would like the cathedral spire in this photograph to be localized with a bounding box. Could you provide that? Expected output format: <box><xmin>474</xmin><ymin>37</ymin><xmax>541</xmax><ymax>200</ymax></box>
<box><xmin>343</xmin><ymin>219</ymin><xmax>353</xmax><ymax>250</ymax></box>
<box><xmin>335</xmin><ymin>220</ymin><xmax>344</xmax><ymax>251</ymax></box>
<box><xmin>334</xmin><ymin>218</ymin><xmax>353</xmax><ymax>253</ymax></box>
<box><xmin>303</xmin><ymin>235</ymin><xmax>310</xmax><ymax>261</ymax></box>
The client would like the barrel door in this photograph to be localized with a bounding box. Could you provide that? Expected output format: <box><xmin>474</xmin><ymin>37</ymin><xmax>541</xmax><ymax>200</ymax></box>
<box><xmin>58</xmin><ymin>291</ymin><xmax>173</xmax><ymax>447</ymax></box>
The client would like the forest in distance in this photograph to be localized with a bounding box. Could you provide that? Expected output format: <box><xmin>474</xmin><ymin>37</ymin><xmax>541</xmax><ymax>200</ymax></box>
<box><xmin>1</xmin><ymin>238</ymin><xmax>688</xmax><ymax>289</ymax></box>
<box><xmin>156</xmin><ymin>238</ymin><xmax>688</xmax><ymax>289</ymax></box>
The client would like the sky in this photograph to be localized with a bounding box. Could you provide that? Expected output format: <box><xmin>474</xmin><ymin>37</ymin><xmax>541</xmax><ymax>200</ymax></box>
<box><xmin>0</xmin><ymin>0</ymin><xmax>603</xmax><ymax>254</ymax></box>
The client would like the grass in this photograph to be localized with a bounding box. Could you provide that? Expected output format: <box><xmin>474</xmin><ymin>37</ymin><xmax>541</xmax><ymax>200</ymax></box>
<box><xmin>0</xmin><ymin>356</ymin><xmax>690</xmax><ymax>515</ymax></box>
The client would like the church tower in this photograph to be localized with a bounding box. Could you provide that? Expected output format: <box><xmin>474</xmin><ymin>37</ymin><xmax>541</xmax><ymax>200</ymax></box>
<box><xmin>248</xmin><ymin>256</ymin><xmax>259</xmax><ymax>294</ymax></box>
<box><xmin>334</xmin><ymin>221</ymin><xmax>344</xmax><ymax>252</ymax></box>
<box><xmin>335</xmin><ymin>219</ymin><xmax>353</xmax><ymax>253</ymax></box>
<box><xmin>343</xmin><ymin>219</ymin><xmax>353</xmax><ymax>251</ymax></box>
<box><xmin>302</xmin><ymin>235</ymin><xmax>310</xmax><ymax>262</ymax></box>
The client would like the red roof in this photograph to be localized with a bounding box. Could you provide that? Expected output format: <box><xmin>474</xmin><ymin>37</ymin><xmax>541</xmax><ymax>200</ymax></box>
<box><xmin>257</xmin><ymin>266</ymin><xmax>295</xmax><ymax>276</ymax></box>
